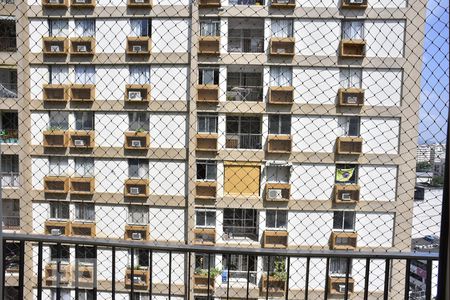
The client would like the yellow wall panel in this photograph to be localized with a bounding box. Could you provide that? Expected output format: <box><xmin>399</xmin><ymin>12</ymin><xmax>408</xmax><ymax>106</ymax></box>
<box><xmin>224</xmin><ymin>164</ymin><xmax>260</xmax><ymax>196</ymax></box>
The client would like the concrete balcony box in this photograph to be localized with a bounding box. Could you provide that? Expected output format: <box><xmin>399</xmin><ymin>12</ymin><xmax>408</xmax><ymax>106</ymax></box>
<box><xmin>263</xmin><ymin>230</ymin><xmax>288</xmax><ymax>248</ymax></box>
<box><xmin>265</xmin><ymin>182</ymin><xmax>290</xmax><ymax>202</ymax></box>
<box><xmin>124</xmin><ymin>224</ymin><xmax>150</xmax><ymax>241</ymax></box>
<box><xmin>77</xmin><ymin>265</ymin><xmax>94</xmax><ymax>285</ymax></box>
<box><xmin>127</xmin><ymin>0</ymin><xmax>152</xmax><ymax>8</ymax></box>
<box><xmin>44</xmin><ymin>176</ymin><xmax>70</xmax><ymax>194</ymax></box>
<box><xmin>261</xmin><ymin>274</ymin><xmax>286</xmax><ymax>296</ymax></box>
<box><xmin>70</xmin><ymin>177</ymin><xmax>95</xmax><ymax>195</ymax></box>
<box><xmin>125</xmin><ymin>84</ymin><xmax>151</xmax><ymax>102</ymax></box>
<box><xmin>70</xmin><ymin>0</ymin><xmax>96</xmax><ymax>8</ymax></box>
<box><xmin>69</xmin><ymin>131</ymin><xmax>95</xmax><ymax>149</ymax></box>
<box><xmin>42</xmin><ymin>37</ymin><xmax>69</xmax><ymax>56</ymax></box>
<box><xmin>125</xmin><ymin>268</ymin><xmax>150</xmax><ymax>289</ymax></box>
<box><xmin>196</xmin><ymin>133</ymin><xmax>218</xmax><ymax>152</ymax></box>
<box><xmin>195</xmin><ymin>181</ymin><xmax>217</xmax><ymax>200</ymax></box>
<box><xmin>341</xmin><ymin>0</ymin><xmax>367</xmax><ymax>9</ymax></box>
<box><xmin>334</xmin><ymin>184</ymin><xmax>360</xmax><ymax>204</ymax></box>
<box><xmin>328</xmin><ymin>276</ymin><xmax>355</xmax><ymax>295</ymax></box>
<box><xmin>124</xmin><ymin>131</ymin><xmax>150</xmax><ymax>150</ymax></box>
<box><xmin>266</xmin><ymin>135</ymin><xmax>292</xmax><ymax>154</ymax></box>
<box><xmin>339</xmin><ymin>39</ymin><xmax>366</xmax><ymax>58</ymax></box>
<box><xmin>338</xmin><ymin>88</ymin><xmax>364</xmax><ymax>107</ymax></box>
<box><xmin>124</xmin><ymin>178</ymin><xmax>149</xmax><ymax>198</ymax></box>
<box><xmin>270</xmin><ymin>0</ymin><xmax>295</xmax><ymax>8</ymax></box>
<box><xmin>43</xmin><ymin>84</ymin><xmax>69</xmax><ymax>102</ymax></box>
<box><xmin>126</xmin><ymin>37</ymin><xmax>151</xmax><ymax>55</ymax></box>
<box><xmin>70</xmin><ymin>84</ymin><xmax>95</xmax><ymax>102</ymax></box>
<box><xmin>71</xmin><ymin>222</ymin><xmax>96</xmax><ymax>237</ymax></box>
<box><xmin>193</xmin><ymin>228</ymin><xmax>216</xmax><ymax>245</ymax></box>
<box><xmin>42</xmin><ymin>0</ymin><xmax>69</xmax><ymax>8</ymax></box>
<box><xmin>43</xmin><ymin>130</ymin><xmax>68</xmax><ymax>148</ymax></box>
<box><xmin>199</xmin><ymin>0</ymin><xmax>221</xmax><ymax>8</ymax></box>
<box><xmin>198</xmin><ymin>36</ymin><xmax>220</xmax><ymax>55</ymax></box>
<box><xmin>197</xmin><ymin>84</ymin><xmax>219</xmax><ymax>104</ymax></box>
<box><xmin>70</xmin><ymin>37</ymin><xmax>95</xmax><ymax>55</ymax></box>
<box><xmin>336</xmin><ymin>137</ymin><xmax>363</xmax><ymax>155</ymax></box>
<box><xmin>193</xmin><ymin>273</ymin><xmax>215</xmax><ymax>293</ymax></box>
<box><xmin>269</xmin><ymin>37</ymin><xmax>295</xmax><ymax>56</ymax></box>
<box><xmin>44</xmin><ymin>220</ymin><xmax>71</xmax><ymax>236</ymax></box>
<box><xmin>268</xmin><ymin>86</ymin><xmax>294</xmax><ymax>105</ymax></box>
<box><xmin>45</xmin><ymin>263</ymin><xmax>71</xmax><ymax>286</ymax></box>
<box><xmin>330</xmin><ymin>231</ymin><xmax>358</xmax><ymax>250</ymax></box>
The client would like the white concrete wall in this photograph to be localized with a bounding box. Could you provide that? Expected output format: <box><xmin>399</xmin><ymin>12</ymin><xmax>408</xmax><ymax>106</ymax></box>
<box><xmin>149</xmin><ymin>113</ymin><xmax>187</xmax><ymax>148</ymax></box>
<box><xmin>32</xmin><ymin>202</ymin><xmax>48</xmax><ymax>234</ymax></box>
<box><xmin>29</xmin><ymin>19</ymin><xmax>48</xmax><ymax>53</ymax></box>
<box><xmin>363</xmin><ymin>69</ymin><xmax>402</xmax><ymax>107</ymax></box>
<box><xmin>298</xmin><ymin>0</ymin><xmax>406</xmax><ymax>7</ymax></box>
<box><xmin>95</xmin><ymin>159</ymin><xmax>129</xmax><ymax>193</ymax></box>
<box><xmin>412</xmin><ymin>188</ymin><xmax>443</xmax><ymax>238</ymax></box>
<box><xmin>217</xmin><ymin>114</ymin><xmax>226</xmax><ymax>150</ymax></box>
<box><xmin>96</xmin><ymin>205</ymin><xmax>128</xmax><ymax>238</ymax></box>
<box><xmin>359</xmin><ymin>165</ymin><xmax>398</xmax><ymax>202</ymax></box>
<box><xmin>360</xmin><ymin>117</ymin><xmax>400</xmax><ymax>154</ymax></box>
<box><xmin>299</xmin><ymin>0</ymin><xmax>338</xmax><ymax>7</ymax></box>
<box><xmin>365</xmin><ymin>20</ymin><xmax>405</xmax><ymax>58</ymax></box>
<box><xmin>30</xmin><ymin>66</ymin><xmax>48</xmax><ymax>100</ymax></box>
<box><xmin>356</xmin><ymin>212</ymin><xmax>394</xmax><ymax>247</ymax></box>
<box><xmin>96</xmin><ymin>19</ymin><xmax>129</xmax><ymax>53</ymax></box>
<box><xmin>30</xmin><ymin>111</ymin><xmax>49</xmax><ymax>145</ymax></box>
<box><xmin>294</xmin><ymin>67</ymin><xmax>340</xmax><ymax>104</ymax></box>
<box><xmin>31</xmin><ymin>157</ymin><xmax>49</xmax><ymax>190</ymax></box>
<box><xmin>152</xmin><ymin>252</ymin><xmax>185</xmax><ymax>284</ymax></box>
<box><xmin>96</xmin><ymin>66</ymin><xmax>128</xmax><ymax>101</ymax></box>
<box><xmin>288</xmin><ymin>211</ymin><xmax>333</xmax><ymax>247</ymax></box>
<box><xmin>95</xmin><ymin>113</ymin><xmax>128</xmax><ymax>147</ymax></box>
<box><xmin>353</xmin><ymin>259</ymin><xmax>386</xmax><ymax>292</ymax></box>
<box><xmin>149</xmin><ymin>208</ymin><xmax>185</xmax><ymax>242</ymax></box>
<box><xmin>151</xmin><ymin>66</ymin><xmax>188</xmax><ymax>101</ymax></box>
<box><xmin>152</xmin><ymin>19</ymin><xmax>190</xmax><ymax>53</ymax></box>
<box><xmin>149</xmin><ymin>161</ymin><xmax>186</xmax><ymax>196</ymax></box>
<box><xmin>291</xmin><ymin>164</ymin><xmax>335</xmax><ymax>200</ymax></box>
<box><xmin>295</xmin><ymin>20</ymin><xmax>340</xmax><ymax>56</ymax></box>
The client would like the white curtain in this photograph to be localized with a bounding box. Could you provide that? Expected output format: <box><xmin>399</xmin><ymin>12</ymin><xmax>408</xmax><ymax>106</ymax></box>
<box><xmin>340</xmin><ymin>68</ymin><xmax>362</xmax><ymax>88</ymax></box>
<box><xmin>270</xmin><ymin>67</ymin><xmax>292</xmax><ymax>86</ymax></box>
<box><xmin>342</xmin><ymin>21</ymin><xmax>364</xmax><ymax>40</ymax></box>
<box><xmin>129</xmin><ymin>206</ymin><xmax>148</xmax><ymax>224</ymax></box>
<box><xmin>201</xmin><ymin>69</ymin><xmax>215</xmax><ymax>84</ymax></box>
<box><xmin>75</xmin><ymin>158</ymin><xmax>94</xmax><ymax>177</ymax></box>
<box><xmin>200</xmin><ymin>21</ymin><xmax>219</xmax><ymax>36</ymax></box>
<box><xmin>52</xmin><ymin>290</ymin><xmax>70</xmax><ymax>300</ymax></box>
<box><xmin>130</xmin><ymin>19</ymin><xmax>149</xmax><ymax>37</ymax></box>
<box><xmin>75</xmin><ymin>204</ymin><xmax>95</xmax><ymax>221</ymax></box>
<box><xmin>129</xmin><ymin>159</ymin><xmax>149</xmax><ymax>178</ymax></box>
<box><xmin>271</xmin><ymin>19</ymin><xmax>293</xmax><ymax>38</ymax></box>
<box><xmin>75</xmin><ymin>19</ymin><xmax>95</xmax><ymax>37</ymax></box>
<box><xmin>75</xmin><ymin>66</ymin><xmax>96</xmax><ymax>84</ymax></box>
<box><xmin>49</xmin><ymin>20</ymin><xmax>69</xmax><ymax>37</ymax></box>
<box><xmin>49</xmin><ymin>157</ymin><xmax>68</xmax><ymax>176</ymax></box>
<box><xmin>49</xmin><ymin>111</ymin><xmax>69</xmax><ymax>130</ymax></box>
<box><xmin>129</xmin><ymin>65</ymin><xmax>150</xmax><ymax>84</ymax></box>
<box><xmin>129</xmin><ymin>112</ymin><xmax>149</xmax><ymax>131</ymax></box>
<box><xmin>50</xmin><ymin>65</ymin><xmax>68</xmax><ymax>84</ymax></box>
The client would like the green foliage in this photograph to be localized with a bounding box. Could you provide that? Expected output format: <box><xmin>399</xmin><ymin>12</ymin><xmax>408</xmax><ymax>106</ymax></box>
<box><xmin>272</xmin><ymin>259</ymin><xmax>287</xmax><ymax>281</ymax></box>
<box><xmin>431</xmin><ymin>176</ymin><xmax>444</xmax><ymax>187</ymax></box>
<box><xmin>417</xmin><ymin>161</ymin><xmax>432</xmax><ymax>171</ymax></box>
<box><xmin>194</xmin><ymin>267</ymin><xmax>221</xmax><ymax>278</ymax></box>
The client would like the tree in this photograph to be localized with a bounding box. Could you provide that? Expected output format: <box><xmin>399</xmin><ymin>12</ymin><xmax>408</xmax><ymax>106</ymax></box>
<box><xmin>417</xmin><ymin>161</ymin><xmax>432</xmax><ymax>171</ymax></box>
<box><xmin>431</xmin><ymin>176</ymin><xmax>444</xmax><ymax>187</ymax></box>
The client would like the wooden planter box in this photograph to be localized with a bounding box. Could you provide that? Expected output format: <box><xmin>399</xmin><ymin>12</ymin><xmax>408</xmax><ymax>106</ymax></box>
<box><xmin>334</xmin><ymin>184</ymin><xmax>360</xmax><ymax>204</ymax></box>
<box><xmin>193</xmin><ymin>228</ymin><xmax>216</xmax><ymax>245</ymax></box>
<box><xmin>268</xmin><ymin>86</ymin><xmax>294</xmax><ymax>105</ymax></box>
<box><xmin>44</xmin><ymin>176</ymin><xmax>70</xmax><ymax>194</ymax></box>
<box><xmin>198</xmin><ymin>36</ymin><xmax>220</xmax><ymax>55</ymax></box>
<box><xmin>70</xmin><ymin>37</ymin><xmax>95</xmax><ymax>55</ymax></box>
<box><xmin>70</xmin><ymin>84</ymin><xmax>95</xmax><ymax>102</ymax></box>
<box><xmin>261</xmin><ymin>274</ymin><xmax>286</xmax><ymax>294</ymax></box>
<box><xmin>127</xmin><ymin>0</ymin><xmax>152</xmax><ymax>8</ymax></box>
<box><xmin>70</xmin><ymin>177</ymin><xmax>95</xmax><ymax>195</ymax></box>
<box><xmin>269</xmin><ymin>37</ymin><xmax>295</xmax><ymax>56</ymax></box>
<box><xmin>339</xmin><ymin>39</ymin><xmax>366</xmax><ymax>58</ymax></box>
<box><xmin>44</xmin><ymin>220</ymin><xmax>71</xmax><ymax>236</ymax></box>
<box><xmin>341</xmin><ymin>0</ymin><xmax>367</xmax><ymax>9</ymax></box>
<box><xmin>71</xmin><ymin>222</ymin><xmax>96</xmax><ymax>237</ymax></box>
<box><xmin>124</xmin><ymin>131</ymin><xmax>150</xmax><ymax>150</ymax></box>
<box><xmin>43</xmin><ymin>84</ymin><xmax>69</xmax><ymax>102</ymax></box>
<box><xmin>124</xmin><ymin>224</ymin><xmax>150</xmax><ymax>241</ymax></box>
<box><xmin>270</xmin><ymin>0</ymin><xmax>295</xmax><ymax>8</ymax></box>
<box><xmin>197</xmin><ymin>85</ymin><xmax>219</xmax><ymax>103</ymax></box>
<box><xmin>69</xmin><ymin>131</ymin><xmax>95</xmax><ymax>148</ymax></box>
<box><xmin>267</xmin><ymin>135</ymin><xmax>292</xmax><ymax>154</ymax></box>
<box><xmin>70</xmin><ymin>0</ymin><xmax>96</xmax><ymax>8</ymax></box>
<box><xmin>124</xmin><ymin>178</ymin><xmax>149</xmax><ymax>198</ymax></box>
<box><xmin>265</xmin><ymin>183</ymin><xmax>290</xmax><ymax>202</ymax></box>
<box><xmin>196</xmin><ymin>133</ymin><xmax>218</xmax><ymax>152</ymax></box>
<box><xmin>336</xmin><ymin>137</ymin><xmax>363</xmax><ymax>155</ymax></box>
<box><xmin>328</xmin><ymin>276</ymin><xmax>355</xmax><ymax>295</ymax></box>
<box><xmin>45</xmin><ymin>263</ymin><xmax>71</xmax><ymax>286</ymax></box>
<box><xmin>125</xmin><ymin>268</ymin><xmax>150</xmax><ymax>289</ymax></box>
<box><xmin>42</xmin><ymin>0</ymin><xmax>69</xmax><ymax>8</ymax></box>
<box><xmin>125</xmin><ymin>84</ymin><xmax>151</xmax><ymax>102</ymax></box>
<box><xmin>199</xmin><ymin>0</ymin><xmax>221</xmax><ymax>8</ymax></box>
<box><xmin>43</xmin><ymin>130</ymin><xmax>68</xmax><ymax>148</ymax></box>
<box><xmin>42</xmin><ymin>37</ymin><xmax>69</xmax><ymax>55</ymax></box>
<box><xmin>126</xmin><ymin>37</ymin><xmax>151</xmax><ymax>55</ymax></box>
<box><xmin>330</xmin><ymin>231</ymin><xmax>358</xmax><ymax>250</ymax></box>
<box><xmin>77</xmin><ymin>265</ymin><xmax>94</xmax><ymax>284</ymax></box>
<box><xmin>263</xmin><ymin>230</ymin><xmax>288</xmax><ymax>248</ymax></box>
<box><xmin>338</xmin><ymin>88</ymin><xmax>365</xmax><ymax>107</ymax></box>
<box><xmin>195</xmin><ymin>181</ymin><xmax>217</xmax><ymax>200</ymax></box>
<box><xmin>193</xmin><ymin>274</ymin><xmax>215</xmax><ymax>292</ymax></box>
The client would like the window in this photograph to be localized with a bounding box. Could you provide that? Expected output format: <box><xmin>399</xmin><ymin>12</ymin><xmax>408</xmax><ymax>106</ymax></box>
<box><xmin>414</xmin><ymin>187</ymin><xmax>425</xmax><ymax>201</ymax></box>
<box><xmin>335</xmin><ymin>164</ymin><xmax>358</xmax><ymax>184</ymax></box>
<box><xmin>270</xmin><ymin>67</ymin><xmax>292</xmax><ymax>87</ymax></box>
<box><xmin>75</xmin><ymin>203</ymin><xmax>95</xmax><ymax>222</ymax></box>
<box><xmin>195</xmin><ymin>210</ymin><xmax>216</xmax><ymax>227</ymax></box>
<box><xmin>196</xmin><ymin>160</ymin><xmax>217</xmax><ymax>181</ymax></box>
<box><xmin>128</xmin><ymin>159</ymin><xmax>149</xmax><ymax>178</ymax></box>
<box><xmin>49</xmin><ymin>157</ymin><xmax>68</xmax><ymax>176</ymax></box>
<box><xmin>0</xmin><ymin>68</ymin><xmax>17</xmax><ymax>98</ymax></box>
<box><xmin>75</xmin><ymin>19</ymin><xmax>96</xmax><ymax>37</ymax></box>
<box><xmin>51</xmin><ymin>290</ymin><xmax>71</xmax><ymax>300</ymax></box>
<box><xmin>2</xmin><ymin>199</ymin><xmax>19</xmax><ymax>229</ymax></box>
<box><xmin>198</xmin><ymin>113</ymin><xmax>218</xmax><ymax>133</ymax></box>
<box><xmin>3</xmin><ymin>287</ymin><xmax>19</xmax><ymax>300</ymax></box>
<box><xmin>75</xmin><ymin>66</ymin><xmax>96</xmax><ymax>84</ymax></box>
<box><xmin>226</xmin><ymin>116</ymin><xmax>262</xmax><ymax>149</ymax></box>
<box><xmin>346</xmin><ymin>117</ymin><xmax>360</xmax><ymax>136</ymax></box>
<box><xmin>50</xmin><ymin>245</ymin><xmax>70</xmax><ymax>262</ymax></box>
<box><xmin>129</xmin><ymin>112</ymin><xmax>149</xmax><ymax>131</ymax></box>
<box><xmin>49</xmin><ymin>111</ymin><xmax>69</xmax><ymax>130</ymax></box>
<box><xmin>266</xmin><ymin>210</ymin><xmax>287</xmax><ymax>229</ymax></box>
<box><xmin>227</xmin><ymin>69</ymin><xmax>263</xmax><ymax>101</ymax></box>
<box><xmin>49</xmin><ymin>65</ymin><xmax>68</xmax><ymax>84</ymax></box>
<box><xmin>128</xmin><ymin>206</ymin><xmax>149</xmax><ymax>224</ymax></box>
<box><xmin>342</xmin><ymin>21</ymin><xmax>364</xmax><ymax>40</ymax></box>
<box><xmin>199</xmin><ymin>67</ymin><xmax>219</xmax><ymax>85</ymax></box>
<box><xmin>78</xmin><ymin>290</ymin><xmax>94</xmax><ymax>300</ymax></box>
<box><xmin>228</xmin><ymin>18</ymin><xmax>264</xmax><ymax>53</ymax></box>
<box><xmin>266</xmin><ymin>165</ymin><xmax>290</xmax><ymax>183</ymax></box>
<box><xmin>200</xmin><ymin>19</ymin><xmax>220</xmax><ymax>36</ymax></box>
<box><xmin>76</xmin><ymin>246</ymin><xmax>96</xmax><ymax>261</ymax></box>
<box><xmin>50</xmin><ymin>202</ymin><xmax>70</xmax><ymax>220</ymax></box>
<box><xmin>333</xmin><ymin>211</ymin><xmax>356</xmax><ymax>231</ymax></box>
<box><xmin>131</xmin><ymin>293</ymin><xmax>150</xmax><ymax>300</ymax></box>
<box><xmin>75</xmin><ymin>112</ymin><xmax>94</xmax><ymax>131</ymax></box>
<box><xmin>130</xmin><ymin>19</ymin><xmax>151</xmax><ymax>37</ymax></box>
<box><xmin>129</xmin><ymin>65</ymin><xmax>150</xmax><ymax>85</ymax></box>
<box><xmin>1</xmin><ymin>154</ymin><xmax>19</xmax><ymax>187</ymax></box>
<box><xmin>0</xmin><ymin>111</ymin><xmax>18</xmax><ymax>143</ymax></box>
<box><xmin>222</xmin><ymin>254</ymin><xmax>257</xmax><ymax>283</ymax></box>
<box><xmin>271</xmin><ymin>19</ymin><xmax>293</xmax><ymax>38</ymax></box>
<box><xmin>330</xmin><ymin>258</ymin><xmax>353</xmax><ymax>276</ymax></box>
<box><xmin>229</xmin><ymin>0</ymin><xmax>264</xmax><ymax>6</ymax></box>
<box><xmin>340</xmin><ymin>68</ymin><xmax>362</xmax><ymax>88</ymax></box>
<box><xmin>130</xmin><ymin>249</ymin><xmax>150</xmax><ymax>267</ymax></box>
<box><xmin>0</xmin><ymin>17</ymin><xmax>16</xmax><ymax>52</ymax></box>
<box><xmin>75</xmin><ymin>157</ymin><xmax>95</xmax><ymax>177</ymax></box>
<box><xmin>223</xmin><ymin>208</ymin><xmax>258</xmax><ymax>241</ymax></box>
<box><xmin>195</xmin><ymin>253</ymin><xmax>216</xmax><ymax>270</ymax></box>
<box><xmin>49</xmin><ymin>19</ymin><xmax>69</xmax><ymax>37</ymax></box>
<box><xmin>268</xmin><ymin>115</ymin><xmax>291</xmax><ymax>135</ymax></box>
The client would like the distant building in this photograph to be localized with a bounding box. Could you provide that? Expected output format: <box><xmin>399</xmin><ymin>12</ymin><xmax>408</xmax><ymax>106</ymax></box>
<box><xmin>433</xmin><ymin>159</ymin><xmax>446</xmax><ymax>177</ymax></box>
<box><xmin>430</xmin><ymin>144</ymin><xmax>446</xmax><ymax>163</ymax></box>
<box><xmin>410</xmin><ymin>237</ymin><xmax>439</xmax><ymax>300</ymax></box>
<box><xmin>417</xmin><ymin>144</ymin><xmax>432</xmax><ymax>163</ymax></box>
<box><xmin>412</xmin><ymin>184</ymin><xmax>443</xmax><ymax>239</ymax></box>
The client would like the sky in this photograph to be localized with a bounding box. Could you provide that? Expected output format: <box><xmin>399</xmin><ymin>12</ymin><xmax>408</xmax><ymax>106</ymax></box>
<box><xmin>417</xmin><ymin>0</ymin><xmax>449</xmax><ymax>145</ymax></box>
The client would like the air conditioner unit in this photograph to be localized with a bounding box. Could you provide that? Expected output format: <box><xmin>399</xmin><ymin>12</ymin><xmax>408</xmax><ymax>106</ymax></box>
<box><xmin>338</xmin><ymin>284</ymin><xmax>346</xmax><ymax>293</ymax></box>
<box><xmin>77</xmin><ymin>45</ymin><xmax>87</xmax><ymax>52</ymax></box>
<box><xmin>131</xmin><ymin>232</ymin><xmax>142</xmax><ymax>240</ymax></box>
<box><xmin>346</xmin><ymin>96</ymin><xmax>358</xmax><ymax>104</ymax></box>
<box><xmin>132</xmin><ymin>45</ymin><xmax>142</xmax><ymax>53</ymax></box>
<box><xmin>276</xmin><ymin>0</ymin><xmax>290</xmax><ymax>3</ymax></box>
<box><xmin>128</xmin><ymin>91</ymin><xmax>142</xmax><ymax>101</ymax></box>
<box><xmin>276</xmin><ymin>48</ymin><xmax>286</xmax><ymax>54</ymax></box>
<box><xmin>49</xmin><ymin>0</ymin><xmax>59</xmax><ymax>4</ymax></box>
<box><xmin>131</xmin><ymin>140</ymin><xmax>142</xmax><ymax>147</ymax></box>
<box><xmin>74</xmin><ymin>139</ymin><xmax>85</xmax><ymax>146</ymax></box>
<box><xmin>50</xmin><ymin>45</ymin><xmax>61</xmax><ymax>52</ymax></box>
<box><xmin>130</xmin><ymin>187</ymin><xmax>140</xmax><ymax>195</ymax></box>
<box><xmin>51</xmin><ymin>228</ymin><xmax>62</xmax><ymax>236</ymax></box>
<box><xmin>135</xmin><ymin>0</ymin><xmax>145</xmax><ymax>3</ymax></box>
<box><xmin>341</xmin><ymin>192</ymin><xmax>352</xmax><ymax>201</ymax></box>
<box><xmin>133</xmin><ymin>276</ymin><xmax>143</xmax><ymax>283</ymax></box>
<box><xmin>268</xmin><ymin>189</ymin><xmax>283</xmax><ymax>200</ymax></box>
<box><xmin>75</xmin><ymin>0</ymin><xmax>86</xmax><ymax>3</ymax></box>
<box><xmin>349</xmin><ymin>0</ymin><xmax>363</xmax><ymax>3</ymax></box>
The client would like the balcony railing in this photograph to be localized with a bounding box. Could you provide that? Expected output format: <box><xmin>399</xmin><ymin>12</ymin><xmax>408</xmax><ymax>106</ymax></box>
<box><xmin>223</xmin><ymin>225</ymin><xmax>258</xmax><ymax>241</ymax></box>
<box><xmin>0</xmin><ymin>37</ymin><xmax>16</xmax><ymax>52</ymax></box>
<box><xmin>226</xmin><ymin>86</ymin><xmax>263</xmax><ymax>102</ymax></box>
<box><xmin>225</xmin><ymin>133</ymin><xmax>262</xmax><ymax>149</ymax></box>
<box><xmin>2</xmin><ymin>215</ymin><xmax>20</xmax><ymax>229</ymax></box>
<box><xmin>0</xmin><ymin>171</ymin><xmax>19</xmax><ymax>187</ymax></box>
<box><xmin>228</xmin><ymin>37</ymin><xmax>264</xmax><ymax>53</ymax></box>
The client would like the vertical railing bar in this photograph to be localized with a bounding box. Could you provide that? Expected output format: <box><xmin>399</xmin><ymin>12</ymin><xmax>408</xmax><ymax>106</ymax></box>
<box><xmin>404</xmin><ymin>259</ymin><xmax>411</xmax><ymax>300</ymax></box>
<box><xmin>149</xmin><ymin>250</ymin><xmax>153</xmax><ymax>299</ymax></box>
<box><xmin>363</xmin><ymin>258</ymin><xmax>370</xmax><ymax>300</ymax></box>
<box><xmin>37</xmin><ymin>241</ymin><xmax>43</xmax><ymax>300</ymax></box>
<box><xmin>130</xmin><ymin>247</ymin><xmax>135</xmax><ymax>299</ymax></box>
<box><xmin>265</xmin><ymin>255</ymin><xmax>271</xmax><ymax>300</ymax></box>
<box><xmin>111</xmin><ymin>246</ymin><xmax>116</xmax><ymax>300</ymax></box>
<box><xmin>324</xmin><ymin>257</ymin><xmax>330</xmax><ymax>300</ymax></box>
<box><xmin>285</xmin><ymin>256</ymin><xmax>290</xmax><ymax>300</ymax></box>
<box><xmin>226</xmin><ymin>254</ymin><xmax>231</xmax><ymax>300</ymax></box>
<box><xmin>169</xmin><ymin>250</ymin><xmax>172</xmax><ymax>300</ymax></box>
<box><xmin>304</xmin><ymin>257</ymin><xmax>310</xmax><ymax>300</ymax></box>
<box><xmin>246</xmin><ymin>255</ymin><xmax>251</xmax><ymax>300</ymax></box>
<box><xmin>425</xmin><ymin>259</ymin><xmax>433</xmax><ymax>300</ymax></box>
<box><xmin>18</xmin><ymin>240</ymin><xmax>25</xmax><ymax>300</ymax></box>
<box><xmin>383</xmin><ymin>259</ymin><xmax>390</xmax><ymax>300</ymax></box>
<box><xmin>344</xmin><ymin>257</ymin><xmax>351</xmax><ymax>300</ymax></box>
<box><xmin>93</xmin><ymin>245</ymin><xmax>97</xmax><ymax>300</ymax></box>
<box><xmin>1</xmin><ymin>240</ymin><xmax>5</xmax><ymax>300</ymax></box>
<box><xmin>56</xmin><ymin>242</ymin><xmax>61</xmax><ymax>300</ymax></box>
<box><xmin>207</xmin><ymin>253</ymin><xmax>211</xmax><ymax>300</ymax></box>
<box><xmin>75</xmin><ymin>244</ymin><xmax>79</xmax><ymax>300</ymax></box>
<box><xmin>186</xmin><ymin>252</ymin><xmax>191</xmax><ymax>300</ymax></box>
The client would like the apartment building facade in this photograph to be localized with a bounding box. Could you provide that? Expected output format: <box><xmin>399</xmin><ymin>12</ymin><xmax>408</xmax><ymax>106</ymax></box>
<box><xmin>0</xmin><ymin>0</ymin><xmax>427</xmax><ymax>299</ymax></box>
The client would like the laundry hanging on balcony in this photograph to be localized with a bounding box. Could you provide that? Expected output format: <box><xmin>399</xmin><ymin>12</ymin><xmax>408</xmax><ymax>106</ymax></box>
<box><xmin>336</xmin><ymin>168</ymin><xmax>355</xmax><ymax>183</ymax></box>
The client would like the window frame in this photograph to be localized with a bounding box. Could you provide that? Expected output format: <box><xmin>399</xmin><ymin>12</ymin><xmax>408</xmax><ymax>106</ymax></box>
<box><xmin>268</xmin><ymin>114</ymin><xmax>291</xmax><ymax>135</ymax></box>
<box><xmin>49</xmin><ymin>202</ymin><xmax>70</xmax><ymax>220</ymax></box>
<box><xmin>197</xmin><ymin>113</ymin><xmax>218</xmax><ymax>133</ymax></box>
<box><xmin>74</xmin><ymin>203</ymin><xmax>95</xmax><ymax>222</ymax></box>
<box><xmin>128</xmin><ymin>158</ymin><xmax>149</xmax><ymax>179</ymax></box>
<box><xmin>128</xmin><ymin>205</ymin><xmax>149</xmax><ymax>225</ymax></box>
<box><xmin>333</xmin><ymin>210</ymin><xmax>356</xmax><ymax>231</ymax></box>
<box><xmin>265</xmin><ymin>210</ymin><xmax>288</xmax><ymax>229</ymax></box>
<box><xmin>195</xmin><ymin>209</ymin><xmax>216</xmax><ymax>228</ymax></box>
<box><xmin>196</xmin><ymin>160</ymin><xmax>217</xmax><ymax>181</ymax></box>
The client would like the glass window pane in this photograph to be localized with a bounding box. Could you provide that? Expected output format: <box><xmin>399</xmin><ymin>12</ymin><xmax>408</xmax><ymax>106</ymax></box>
<box><xmin>333</xmin><ymin>211</ymin><xmax>344</xmax><ymax>230</ymax></box>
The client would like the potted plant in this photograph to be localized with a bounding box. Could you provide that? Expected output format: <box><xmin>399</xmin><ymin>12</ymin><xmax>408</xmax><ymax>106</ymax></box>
<box><xmin>263</xmin><ymin>258</ymin><xmax>286</xmax><ymax>293</ymax></box>
<box><xmin>194</xmin><ymin>267</ymin><xmax>221</xmax><ymax>289</ymax></box>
